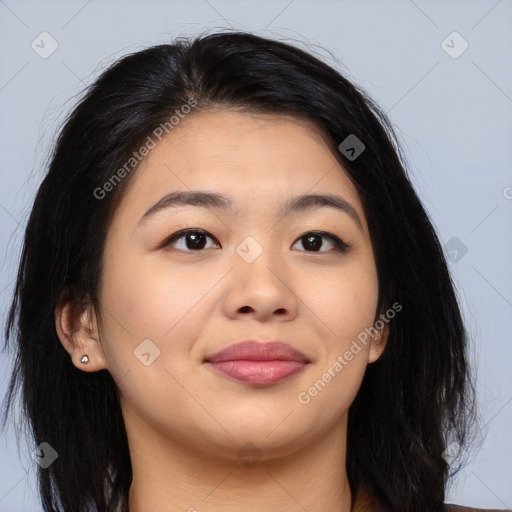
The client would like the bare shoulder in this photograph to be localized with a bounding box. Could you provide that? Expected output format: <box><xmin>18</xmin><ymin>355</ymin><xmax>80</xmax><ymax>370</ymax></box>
<box><xmin>445</xmin><ymin>504</ymin><xmax>512</xmax><ymax>512</ymax></box>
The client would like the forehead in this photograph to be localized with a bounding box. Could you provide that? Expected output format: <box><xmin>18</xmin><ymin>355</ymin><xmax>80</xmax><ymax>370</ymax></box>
<box><xmin>113</xmin><ymin>109</ymin><xmax>367</xmax><ymax>229</ymax></box>
<box><xmin>168</xmin><ymin>109</ymin><xmax>334</xmax><ymax>146</ymax></box>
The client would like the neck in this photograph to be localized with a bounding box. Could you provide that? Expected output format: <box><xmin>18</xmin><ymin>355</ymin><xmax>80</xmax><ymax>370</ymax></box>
<box><xmin>125</xmin><ymin>412</ymin><xmax>352</xmax><ymax>512</ymax></box>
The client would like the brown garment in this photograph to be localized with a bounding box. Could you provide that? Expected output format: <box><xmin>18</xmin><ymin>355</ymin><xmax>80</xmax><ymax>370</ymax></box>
<box><xmin>352</xmin><ymin>486</ymin><xmax>511</xmax><ymax>512</ymax></box>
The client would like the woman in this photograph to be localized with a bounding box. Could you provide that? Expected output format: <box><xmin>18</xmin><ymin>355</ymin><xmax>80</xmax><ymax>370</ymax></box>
<box><xmin>2</xmin><ymin>31</ymin><xmax>509</xmax><ymax>512</ymax></box>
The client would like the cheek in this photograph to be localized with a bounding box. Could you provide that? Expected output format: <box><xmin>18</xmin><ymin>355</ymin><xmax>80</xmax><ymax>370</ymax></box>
<box><xmin>100</xmin><ymin>247</ymin><xmax>207</xmax><ymax>336</ymax></box>
<box><xmin>97</xmin><ymin>255</ymin><xmax>208</xmax><ymax>414</ymax></box>
<box><xmin>295</xmin><ymin>265</ymin><xmax>377</xmax><ymax>419</ymax></box>
<box><xmin>97</xmin><ymin>248</ymin><xmax>222</xmax><ymax>376</ymax></box>
<box><xmin>303</xmin><ymin>260</ymin><xmax>379</xmax><ymax>345</ymax></box>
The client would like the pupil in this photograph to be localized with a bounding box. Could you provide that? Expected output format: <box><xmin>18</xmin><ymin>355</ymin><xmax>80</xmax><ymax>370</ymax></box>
<box><xmin>305</xmin><ymin>235</ymin><xmax>321</xmax><ymax>251</ymax></box>
<box><xmin>187</xmin><ymin>233</ymin><xmax>206</xmax><ymax>250</ymax></box>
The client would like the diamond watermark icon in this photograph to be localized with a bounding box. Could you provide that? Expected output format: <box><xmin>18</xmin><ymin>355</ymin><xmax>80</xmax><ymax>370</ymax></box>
<box><xmin>236</xmin><ymin>236</ymin><xmax>263</xmax><ymax>264</ymax></box>
<box><xmin>237</xmin><ymin>442</ymin><xmax>262</xmax><ymax>468</ymax></box>
<box><xmin>441</xmin><ymin>31</ymin><xmax>469</xmax><ymax>59</ymax></box>
<box><xmin>442</xmin><ymin>441</ymin><xmax>465</xmax><ymax>467</ymax></box>
<box><xmin>444</xmin><ymin>237</ymin><xmax>468</xmax><ymax>263</ymax></box>
<box><xmin>134</xmin><ymin>338</ymin><xmax>161</xmax><ymax>366</ymax></box>
<box><xmin>338</xmin><ymin>134</ymin><xmax>365</xmax><ymax>161</ymax></box>
<box><xmin>31</xmin><ymin>31</ymin><xmax>59</xmax><ymax>59</ymax></box>
<box><xmin>32</xmin><ymin>442</ymin><xmax>58</xmax><ymax>469</ymax></box>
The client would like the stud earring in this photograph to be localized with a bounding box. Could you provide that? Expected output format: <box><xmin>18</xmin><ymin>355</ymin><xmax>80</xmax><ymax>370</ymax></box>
<box><xmin>80</xmin><ymin>355</ymin><xmax>89</xmax><ymax>364</ymax></box>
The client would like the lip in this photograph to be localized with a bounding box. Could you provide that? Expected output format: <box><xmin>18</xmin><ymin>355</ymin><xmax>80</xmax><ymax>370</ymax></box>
<box><xmin>203</xmin><ymin>341</ymin><xmax>310</xmax><ymax>386</ymax></box>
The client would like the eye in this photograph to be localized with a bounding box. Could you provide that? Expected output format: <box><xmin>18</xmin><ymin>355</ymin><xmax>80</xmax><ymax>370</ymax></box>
<box><xmin>291</xmin><ymin>231</ymin><xmax>349</xmax><ymax>253</ymax></box>
<box><xmin>162</xmin><ymin>229</ymin><xmax>219</xmax><ymax>251</ymax></box>
<box><xmin>160</xmin><ymin>229</ymin><xmax>349</xmax><ymax>253</ymax></box>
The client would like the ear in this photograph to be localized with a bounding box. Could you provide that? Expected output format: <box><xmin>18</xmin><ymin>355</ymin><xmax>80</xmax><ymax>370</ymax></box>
<box><xmin>55</xmin><ymin>297</ymin><xmax>108</xmax><ymax>372</ymax></box>
<box><xmin>368</xmin><ymin>321</ymin><xmax>389</xmax><ymax>364</ymax></box>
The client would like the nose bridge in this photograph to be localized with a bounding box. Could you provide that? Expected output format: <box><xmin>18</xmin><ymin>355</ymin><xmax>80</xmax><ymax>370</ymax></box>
<box><xmin>222</xmin><ymin>233</ymin><xmax>298</xmax><ymax>320</ymax></box>
<box><xmin>235</xmin><ymin>234</ymin><xmax>267</xmax><ymax>265</ymax></box>
<box><xmin>234</xmin><ymin>233</ymin><xmax>285</xmax><ymax>288</ymax></box>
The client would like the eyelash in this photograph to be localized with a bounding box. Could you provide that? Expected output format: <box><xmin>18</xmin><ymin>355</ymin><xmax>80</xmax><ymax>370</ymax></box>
<box><xmin>160</xmin><ymin>228</ymin><xmax>350</xmax><ymax>253</ymax></box>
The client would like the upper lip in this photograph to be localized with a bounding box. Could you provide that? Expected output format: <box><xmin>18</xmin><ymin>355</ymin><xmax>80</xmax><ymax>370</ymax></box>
<box><xmin>204</xmin><ymin>341</ymin><xmax>310</xmax><ymax>363</ymax></box>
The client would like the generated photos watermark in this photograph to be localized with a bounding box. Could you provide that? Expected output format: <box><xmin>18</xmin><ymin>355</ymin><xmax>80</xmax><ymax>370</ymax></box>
<box><xmin>297</xmin><ymin>301</ymin><xmax>402</xmax><ymax>405</ymax></box>
<box><xmin>93</xmin><ymin>97</ymin><xmax>198</xmax><ymax>200</ymax></box>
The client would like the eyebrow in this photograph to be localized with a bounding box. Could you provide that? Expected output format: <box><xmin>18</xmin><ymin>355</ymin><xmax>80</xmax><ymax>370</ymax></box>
<box><xmin>138</xmin><ymin>190</ymin><xmax>363</xmax><ymax>230</ymax></box>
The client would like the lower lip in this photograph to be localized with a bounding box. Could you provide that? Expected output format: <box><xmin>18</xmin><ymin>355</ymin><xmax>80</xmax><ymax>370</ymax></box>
<box><xmin>206</xmin><ymin>360</ymin><xmax>307</xmax><ymax>385</ymax></box>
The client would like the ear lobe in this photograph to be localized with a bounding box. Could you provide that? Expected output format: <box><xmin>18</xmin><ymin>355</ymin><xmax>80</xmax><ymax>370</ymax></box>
<box><xmin>55</xmin><ymin>298</ymin><xmax>108</xmax><ymax>372</ymax></box>
<box><xmin>368</xmin><ymin>322</ymin><xmax>389</xmax><ymax>364</ymax></box>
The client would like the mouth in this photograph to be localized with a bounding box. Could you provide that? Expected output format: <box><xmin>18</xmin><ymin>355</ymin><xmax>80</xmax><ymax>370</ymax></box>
<box><xmin>203</xmin><ymin>340</ymin><xmax>310</xmax><ymax>386</ymax></box>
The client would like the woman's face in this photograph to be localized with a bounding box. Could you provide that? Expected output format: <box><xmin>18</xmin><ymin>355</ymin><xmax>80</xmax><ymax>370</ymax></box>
<box><xmin>94</xmin><ymin>110</ymin><xmax>387</xmax><ymax>462</ymax></box>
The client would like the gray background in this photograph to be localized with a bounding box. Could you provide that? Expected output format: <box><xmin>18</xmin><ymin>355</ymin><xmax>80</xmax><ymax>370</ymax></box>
<box><xmin>0</xmin><ymin>0</ymin><xmax>511</xmax><ymax>510</ymax></box>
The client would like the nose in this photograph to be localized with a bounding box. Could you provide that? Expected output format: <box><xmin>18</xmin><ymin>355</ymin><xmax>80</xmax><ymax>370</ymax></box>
<box><xmin>221</xmin><ymin>241</ymin><xmax>299</xmax><ymax>322</ymax></box>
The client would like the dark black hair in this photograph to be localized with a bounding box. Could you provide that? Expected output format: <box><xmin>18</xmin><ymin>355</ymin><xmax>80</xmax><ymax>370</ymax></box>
<box><xmin>2</xmin><ymin>30</ymin><xmax>478</xmax><ymax>512</ymax></box>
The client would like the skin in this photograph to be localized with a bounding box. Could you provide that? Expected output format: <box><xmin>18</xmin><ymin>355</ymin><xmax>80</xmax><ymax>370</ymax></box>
<box><xmin>56</xmin><ymin>109</ymin><xmax>388</xmax><ymax>512</ymax></box>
